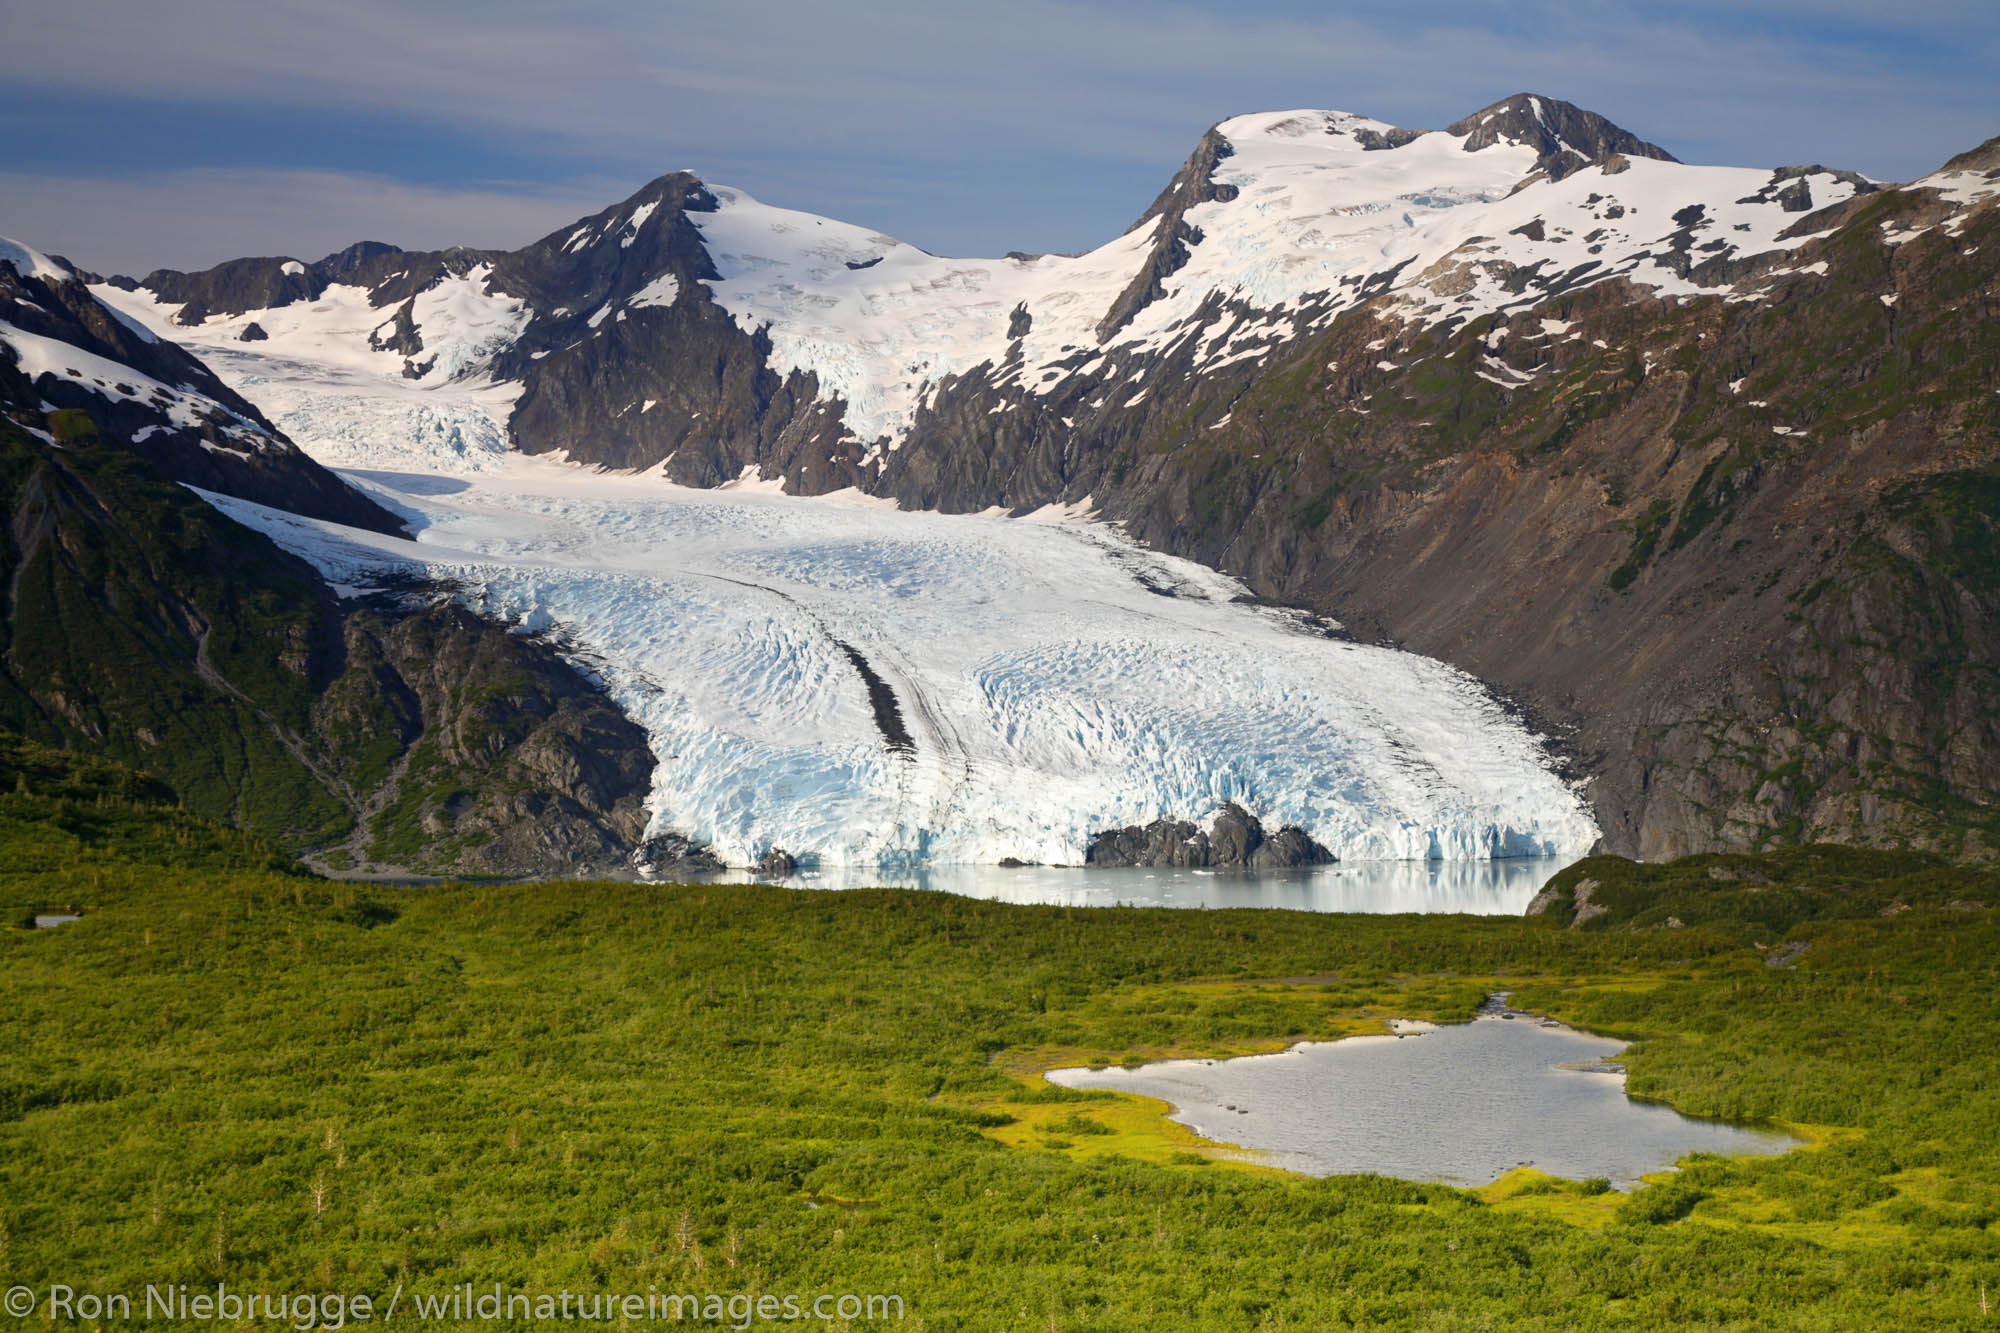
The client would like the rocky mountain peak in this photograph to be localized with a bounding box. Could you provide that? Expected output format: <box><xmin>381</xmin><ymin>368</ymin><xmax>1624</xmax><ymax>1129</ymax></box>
<box><xmin>1095</xmin><ymin>126</ymin><xmax>1237</xmax><ymax>340</ymax></box>
<box><xmin>317</xmin><ymin>239</ymin><xmax>404</xmax><ymax>277</ymax></box>
<box><xmin>1447</xmin><ymin>93</ymin><xmax>1679</xmax><ymax>180</ymax></box>
<box><xmin>1937</xmin><ymin>132</ymin><xmax>2000</xmax><ymax>177</ymax></box>
<box><xmin>1122</xmin><ymin>126</ymin><xmax>1239</xmax><ymax>236</ymax></box>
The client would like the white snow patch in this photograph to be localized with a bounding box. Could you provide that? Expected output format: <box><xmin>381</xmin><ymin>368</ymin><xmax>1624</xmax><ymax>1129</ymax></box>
<box><xmin>0</xmin><ymin>236</ymin><xmax>69</xmax><ymax>283</ymax></box>
<box><xmin>628</xmin><ymin>272</ymin><xmax>681</xmax><ymax>310</ymax></box>
<box><xmin>95</xmin><ymin>296</ymin><xmax>160</xmax><ymax>344</ymax></box>
<box><xmin>720</xmin><ymin>462</ymin><xmax>789</xmax><ymax>494</ymax></box>
<box><xmin>621</xmin><ymin>200</ymin><xmax>659</xmax><ymax>247</ymax></box>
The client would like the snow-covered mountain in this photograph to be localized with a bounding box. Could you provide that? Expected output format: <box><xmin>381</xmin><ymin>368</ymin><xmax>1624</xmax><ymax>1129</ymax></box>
<box><xmin>92</xmin><ymin>92</ymin><xmax>1948</xmax><ymax>497</ymax></box>
<box><xmin>13</xmin><ymin>92</ymin><xmax>1999</xmax><ymax>869</ymax></box>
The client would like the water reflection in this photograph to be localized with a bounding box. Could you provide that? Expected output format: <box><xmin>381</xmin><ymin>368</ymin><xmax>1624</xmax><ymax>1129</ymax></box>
<box><xmin>1049</xmin><ymin>1007</ymin><xmax>1799</xmax><ymax>1186</ymax></box>
<box><xmin>681</xmin><ymin>856</ymin><xmax>1570</xmax><ymax>914</ymax></box>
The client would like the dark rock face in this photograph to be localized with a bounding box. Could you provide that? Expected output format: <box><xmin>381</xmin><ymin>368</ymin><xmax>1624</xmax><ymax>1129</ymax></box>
<box><xmin>142</xmin><ymin>256</ymin><xmax>327</xmax><ymax>324</ymax></box>
<box><xmin>318</xmin><ymin>240</ymin><xmax>403</xmax><ymax>279</ymax></box>
<box><xmin>756</xmin><ymin>848</ymin><xmax>798</xmax><ymax>876</ymax></box>
<box><xmin>504</xmin><ymin>297</ymin><xmax>860</xmax><ymax>485</ymax></box>
<box><xmin>1086</xmin><ymin>802</ymin><xmax>1335</xmax><ymax>868</ymax></box>
<box><xmin>1354</xmin><ymin>126</ymin><xmax>1423</xmax><ymax>152</ymax></box>
<box><xmin>1446</xmin><ymin>93</ymin><xmax>1680</xmax><ymax>180</ymax></box>
<box><xmin>238</xmin><ymin>322</ymin><xmax>268</xmax><ymax>342</ymax></box>
<box><xmin>127</xmin><ymin>242</ymin><xmax>407</xmax><ymax>323</ymax></box>
<box><xmin>0</xmin><ymin>255</ymin><xmax>406</xmax><ymax>536</ymax></box>
<box><xmin>640</xmin><ymin>832</ymin><xmax>725</xmax><ymax>876</ymax></box>
<box><xmin>1736</xmin><ymin>166</ymin><xmax>1879</xmax><ymax>217</ymax></box>
<box><xmin>476</xmin><ymin>172</ymin><xmax>869</xmax><ymax>485</ymax></box>
<box><xmin>1097</xmin><ymin>127</ymin><xmax>1238</xmax><ymax>340</ymax></box>
<box><xmin>368</xmin><ymin>297</ymin><xmax>423</xmax><ymax>356</ymax></box>
<box><xmin>320</xmin><ymin>603</ymin><xmax>655</xmax><ymax>877</ymax></box>
<box><xmin>1938</xmin><ymin>133</ymin><xmax>2000</xmax><ymax>176</ymax></box>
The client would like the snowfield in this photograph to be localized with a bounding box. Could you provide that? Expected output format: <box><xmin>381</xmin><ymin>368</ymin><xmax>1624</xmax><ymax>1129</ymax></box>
<box><xmin>201</xmin><ymin>453</ymin><xmax>1599</xmax><ymax>869</ymax></box>
<box><xmin>93</xmin><ymin>272</ymin><xmax>528</xmax><ymax>473</ymax></box>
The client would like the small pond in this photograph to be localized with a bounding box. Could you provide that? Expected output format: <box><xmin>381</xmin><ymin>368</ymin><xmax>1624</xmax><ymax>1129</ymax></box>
<box><xmin>1046</xmin><ymin>998</ymin><xmax>1799</xmax><ymax>1187</ymax></box>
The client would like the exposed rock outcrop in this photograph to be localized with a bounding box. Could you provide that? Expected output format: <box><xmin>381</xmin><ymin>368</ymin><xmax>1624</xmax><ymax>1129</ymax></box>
<box><xmin>1086</xmin><ymin>802</ymin><xmax>1335</xmax><ymax>868</ymax></box>
<box><xmin>1446</xmin><ymin>93</ymin><xmax>1680</xmax><ymax>180</ymax></box>
<box><xmin>639</xmin><ymin>832</ymin><xmax>726</xmax><ymax>876</ymax></box>
<box><xmin>1096</xmin><ymin>126</ymin><xmax>1238</xmax><ymax>341</ymax></box>
<box><xmin>318</xmin><ymin>603</ymin><xmax>655</xmax><ymax>877</ymax></box>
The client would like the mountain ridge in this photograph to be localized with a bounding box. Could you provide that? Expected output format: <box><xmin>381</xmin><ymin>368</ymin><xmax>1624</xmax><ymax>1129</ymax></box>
<box><xmin>10</xmin><ymin>92</ymin><xmax>1998</xmax><ymax>865</ymax></box>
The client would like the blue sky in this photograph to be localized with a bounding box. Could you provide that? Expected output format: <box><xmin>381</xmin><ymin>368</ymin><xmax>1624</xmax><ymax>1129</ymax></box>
<box><xmin>4</xmin><ymin>0</ymin><xmax>1995</xmax><ymax>274</ymax></box>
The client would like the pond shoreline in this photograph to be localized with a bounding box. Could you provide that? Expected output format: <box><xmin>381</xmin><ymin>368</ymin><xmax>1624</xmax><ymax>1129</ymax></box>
<box><xmin>1036</xmin><ymin>992</ymin><xmax>1806</xmax><ymax>1189</ymax></box>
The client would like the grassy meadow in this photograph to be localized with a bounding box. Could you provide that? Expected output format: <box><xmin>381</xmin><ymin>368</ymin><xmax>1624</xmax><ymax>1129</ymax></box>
<box><xmin>3</xmin><ymin>736</ymin><xmax>1999</xmax><ymax>1329</ymax></box>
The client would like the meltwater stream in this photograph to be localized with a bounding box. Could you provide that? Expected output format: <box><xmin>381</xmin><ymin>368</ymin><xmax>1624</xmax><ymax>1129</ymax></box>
<box><xmin>1048</xmin><ymin>1002</ymin><xmax>1799</xmax><ymax>1186</ymax></box>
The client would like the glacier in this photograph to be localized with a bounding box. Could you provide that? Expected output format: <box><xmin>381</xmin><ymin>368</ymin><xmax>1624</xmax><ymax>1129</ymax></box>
<box><xmin>198</xmin><ymin>451</ymin><xmax>1599</xmax><ymax>869</ymax></box>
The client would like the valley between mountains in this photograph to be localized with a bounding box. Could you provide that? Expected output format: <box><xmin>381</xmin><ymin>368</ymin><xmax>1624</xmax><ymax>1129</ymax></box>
<box><xmin>3</xmin><ymin>92</ymin><xmax>1996</xmax><ymax>876</ymax></box>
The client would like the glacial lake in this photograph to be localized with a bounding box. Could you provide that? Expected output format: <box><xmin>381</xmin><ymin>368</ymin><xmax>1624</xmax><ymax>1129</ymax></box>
<box><xmin>1047</xmin><ymin>1001</ymin><xmax>1800</xmax><ymax>1186</ymax></box>
<box><xmin>681</xmin><ymin>855</ymin><xmax>1570</xmax><ymax>914</ymax></box>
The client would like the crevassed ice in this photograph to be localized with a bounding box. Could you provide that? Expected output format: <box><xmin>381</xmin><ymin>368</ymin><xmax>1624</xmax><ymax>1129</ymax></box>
<box><xmin>196</xmin><ymin>457</ymin><xmax>1601</xmax><ymax>869</ymax></box>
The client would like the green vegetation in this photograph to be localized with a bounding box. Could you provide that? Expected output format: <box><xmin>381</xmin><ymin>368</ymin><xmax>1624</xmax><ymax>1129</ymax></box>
<box><xmin>1608</xmin><ymin>497</ymin><xmax>1674</xmax><ymax>591</ymax></box>
<box><xmin>5</xmin><ymin>745</ymin><xmax>2000</xmax><ymax>1328</ymax></box>
<box><xmin>0</xmin><ymin>419</ymin><xmax>354</xmax><ymax>843</ymax></box>
<box><xmin>1530</xmin><ymin>845</ymin><xmax>1995</xmax><ymax>937</ymax></box>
